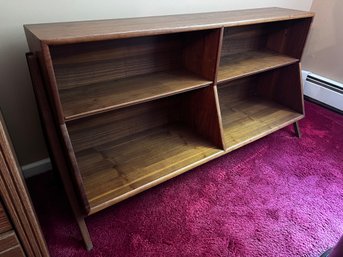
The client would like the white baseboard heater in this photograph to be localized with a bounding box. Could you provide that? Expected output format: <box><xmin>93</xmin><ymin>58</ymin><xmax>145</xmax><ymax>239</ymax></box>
<box><xmin>302</xmin><ymin>71</ymin><xmax>343</xmax><ymax>112</ymax></box>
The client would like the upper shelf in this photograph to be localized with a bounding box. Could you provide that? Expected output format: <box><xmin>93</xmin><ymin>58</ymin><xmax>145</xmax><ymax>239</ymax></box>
<box><xmin>24</xmin><ymin>8</ymin><xmax>314</xmax><ymax>45</ymax></box>
<box><xmin>60</xmin><ymin>70</ymin><xmax>211</xmax><ymax>121</ymax></box>
<box><xmin>218</xmin><ymin>50</ymin><xmax>298</xmax><ymax>83</ymax></box>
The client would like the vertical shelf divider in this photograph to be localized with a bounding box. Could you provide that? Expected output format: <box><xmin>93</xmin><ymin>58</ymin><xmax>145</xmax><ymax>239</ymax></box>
<box><xmin>180</xmin><ymin>86</ymin><xmax>226</xmax><ymax>150</ymax></box>
<box><xmin>212</xmin><ymin>27</ymin><xmax>227</xmax><ymax>150</ymax></box>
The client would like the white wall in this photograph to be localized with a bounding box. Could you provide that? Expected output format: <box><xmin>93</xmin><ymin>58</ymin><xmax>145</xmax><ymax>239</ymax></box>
<box><xmin>0</xmin><ymin>0</ymin><xmax>313</xmax><ymax>166</ymax></box>
<box><xmin>302</xmin><ymin>0</ymin><xmax>343</xmax><ymax>83</ymax></box>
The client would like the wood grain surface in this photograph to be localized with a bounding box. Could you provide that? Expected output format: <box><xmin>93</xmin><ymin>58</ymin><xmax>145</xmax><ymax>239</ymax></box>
<box><xmin>0</xmin><ymin>232</ymin><xmax>19</xmax><ymax>253</ymax></box>
<box><xmin>220</xmin><ymin>96</ymin><xmax>302</xmax><ymax>152</ymax></box>
<box><xmin>60</xmin><ymin>70</ymin><xmax>211</xmax><ymax>121</ymax></box>
<box><xmin>218</xmin><ymin>50</ymin><xmax>297</xmax><ymax>83</ymax></box>
<box><xmin>67</xmin><ymin>90</ymin><xmax>225</xmax><ymax>214</ymax></box>
<box><xmin>0</xmin><ymin>111</ymin><xmax>50</xmax><ymax>256</ymax></box>
<box><xmin>24</xmin><ymin>8</ymin><xmax>313</xmax><ymax>45</ymax></box>
<box><xmin>0</xmin><ymin>203</ymin><xmax>11</xmax><ymax>234</ymax></box>
<box><xmin>27</xmin><ymin>53</ymin><xmax>93</xmax><ymax>249</ymax></box>
<box><xmin>0</xmin><ymin>246</ymin><xmax>25</xmax><ymax>257</ymax></box>
<box><xmin>217</xmin><ymin>65</ymin><xmax>304</xmax><ymax>151</ymax></box>
<box><xmin>77</xmin><ymin>125</ymin><xmax>222</xmax><ymax>214</ymax></box>
<box><xmin>51</xmin><ymin>33</ymin><xmax>184</xmax><ymax>90</ymax></box>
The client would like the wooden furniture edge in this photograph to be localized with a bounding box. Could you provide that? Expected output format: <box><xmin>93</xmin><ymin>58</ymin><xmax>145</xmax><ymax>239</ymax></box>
<box><xmin>225</xmin><ymin>114</ymin><xmax>304</xmax><ymax>152</ymax></box>
<box><xmin>24</xmin><ymin>8</ymin><xmax>314</xmax><ymax>45</ymax></box>
<box><xmin>26</xmin><ymin>53</ymin><xmax>93</xmax><ymax>250</ymax></box>
<box><xmin>211</xmin><ymin>28</ymin><xmax>227</xmax><ymax>149</ymax></box>
<box><xmin>212</xmin><ymin>85</ymin><xmax>227</xmax><ymax>149</ymax></box>
<box><xmin>298</xmin><ymin>63</ymin><xmax>306</xmax><ymax>115</ymax></box>
<box><xmin>0</xmin><ymin>113</ymin><xmax>50</xmax><ymax>257</ymax></box>
<box><xmin>89</xmin><ymin>150</ymin><xmax>224</xmax><ymax>214</ymax></box>
<box><xmin>64</xmin><ymin>80</ymin><xmax>212</xmax><ymax>122</ymax></box>
<box><xmin>217</xmin><ymin>56</ymin><xmax>299</xmax><ymax>84</ymax></box>
<box><xmin>41</xmin><ymin>44</ymin><xmax>65</xmax><ymax>124</ymax></box>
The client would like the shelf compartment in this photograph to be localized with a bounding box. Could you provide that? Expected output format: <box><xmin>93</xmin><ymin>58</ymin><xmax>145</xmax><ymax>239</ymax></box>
<box><xmin>60</xmin><ymin>70</ymin><xmax>211</xmax><ymax>121</ymax></box>
<box><xmin>218</xmin><ymin>63</ymin><xmax>304</xmax><ymax>151</ymax></box>
<box><xmin>218</xmin><ymin>18</ymin><xmax>312</xmax><ymax>83</ymax></box>
<box><xmin>50</xmin><ymin>29</ymin><xmax>222</xmax><ymax>121</ymax></box>
<box><xmin>220</xmin><ymin>97</ymin><xmax>302</xmax><ymax>151</ymax></box>
<box><xmin>76</xmin><ymin>125</ymin><xmax>222</xmax><ymax>214</ymax></box>
<box><xmin>218</xmin><ymin>50</ymin><xmax>297</xmax><ymax>83</ymax></box>
<box><xmin>66</xmin><ymin>88</ymin><xmax>224</xmax><ymax>214</ymax></box>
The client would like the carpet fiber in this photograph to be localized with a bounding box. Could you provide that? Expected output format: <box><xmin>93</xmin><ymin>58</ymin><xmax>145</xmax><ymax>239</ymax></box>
<box><xmin>27</xmin><ymin>101</ymin><xmax>343</xmax><ymax>257</ymax></box>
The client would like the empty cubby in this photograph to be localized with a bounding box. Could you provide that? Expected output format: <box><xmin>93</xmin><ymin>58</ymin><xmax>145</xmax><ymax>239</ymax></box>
<box><xmin>49</xmin><ymin>29</ymin><xmax>222</xmax><ymax>121</ymax></box>
<box><xmin>218</xmin><ymin>17</ymin><xmax>312</xmax><ymax>83</ymax></box>
<box><xmin>217</xmin><ymin>63</ymin><xmax>304</xmax><ymax>151</ymax></box>
<box><xmin>66</xmin><ymin>87</ymin><xmax>224</xmax><ymax>214</ymax></box>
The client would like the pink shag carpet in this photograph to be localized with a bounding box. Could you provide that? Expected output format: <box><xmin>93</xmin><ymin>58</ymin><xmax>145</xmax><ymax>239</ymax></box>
<box><xmin>27</xmin><ymin>101</ymin><xmax>343</xmax><ymax>257</ymax></box>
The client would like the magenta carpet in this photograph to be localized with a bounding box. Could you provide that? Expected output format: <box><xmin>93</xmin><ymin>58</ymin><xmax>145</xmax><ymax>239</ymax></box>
<box><xmin>27</xmin><ymin>101</ymin><xmax>343</xmax><ymax>257</ymax></box>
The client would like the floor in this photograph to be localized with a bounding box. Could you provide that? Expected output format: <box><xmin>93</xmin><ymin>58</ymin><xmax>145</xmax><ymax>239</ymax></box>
<box><xmin>27</xmin><ymin>101</ymin><xmax>343</xmax><ymax>257</ymax></box>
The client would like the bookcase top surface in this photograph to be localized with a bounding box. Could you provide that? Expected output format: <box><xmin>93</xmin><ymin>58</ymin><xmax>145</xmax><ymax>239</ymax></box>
<box><xmin>24</xmin><ymin>7</ymin><xmax>314</xmax><ymax>45</ymax></box>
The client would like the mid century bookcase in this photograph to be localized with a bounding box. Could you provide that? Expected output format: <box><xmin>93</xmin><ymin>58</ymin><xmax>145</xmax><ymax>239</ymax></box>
<box><xmin>24</xmin><ymin>7</ymin><xmax>314</xmax><ymax>250</ymax></box>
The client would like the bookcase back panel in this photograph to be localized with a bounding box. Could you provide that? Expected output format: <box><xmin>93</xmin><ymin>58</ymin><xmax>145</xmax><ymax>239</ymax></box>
<box><xmin>50</xmin><ymin>34</ymin><xmax>183</xmax><ymax>90</ymax></box>
<box><xmin>267</xmin><ymin>17</ymin><xmax>313</xmax><ymax>59</ymax></box>
<box><xmin>256</xmin><ymin>63</ymin><xmax>303</xmax><ymax>113</ymax></box>
<box><xmin>217</xmin><ymin>77</ymin><xmax>256</xmax><ymax>104</ymax></box>
<box><xmin>221</xmin><ymin>24</ymin><xmax>269</xmax><ymax>56</ymax></box>
<box><xmin>50</xmin><ymin>29</ymin><xmax>220</xmax><ymax>91</ymax></box>
<box><xmin>67</xmin><ymin>98</ymin><xmax>174</xmax><ymax>153</ymax></box>
<box><xmin>221</xmin><ymin>18</ymin><xmax>312</xmax><ymax>59</ymax></box>
<box><xmin>218</xmin><ymin>63</ymin><xmax>303</xmax><ymax>111</ymax></box>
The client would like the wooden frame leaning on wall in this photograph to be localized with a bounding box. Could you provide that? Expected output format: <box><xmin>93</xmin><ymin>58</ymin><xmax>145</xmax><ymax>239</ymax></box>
<box><xmin>0</xmin><ymin>112</ymin><xmax>50</xmax><ymax>257</ymax></box>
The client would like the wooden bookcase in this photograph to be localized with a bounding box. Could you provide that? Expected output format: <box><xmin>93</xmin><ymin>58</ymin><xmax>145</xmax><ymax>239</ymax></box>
<box><xmin>24</xmin><ymin>7</ymin><xmax>313</xmax><ymax>250</ymax></box>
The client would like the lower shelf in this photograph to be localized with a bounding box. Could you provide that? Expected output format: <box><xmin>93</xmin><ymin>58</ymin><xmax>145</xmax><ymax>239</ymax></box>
<box><xmin>220</xmin><ymin>97</ymin><xmax>303</xmax><ymax>151</ymax></box>
<box><xmin>75</xmin><ymin>125</ymin><xmax>223</xmax><ymax>214</ymax></box>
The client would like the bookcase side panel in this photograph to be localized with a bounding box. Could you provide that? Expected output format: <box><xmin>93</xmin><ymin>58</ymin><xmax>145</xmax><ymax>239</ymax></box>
<box><xmin>26</xmin><ymin>54</ymin><xmax>90</xmax><ymax>214</ymax></box>
<box><xmin>266</xmin><ymin>17</ymin><xmax>313</xmax><ymax>59</ymax></box>
<box><xmin>183</xmin><ymin>29</ymin><xmax>223</xmax><ymax>81</ymax></box>
<box><xmin>179</xmin><ymin>86</ymin><xmax>226</xmax><ymax>149</ymax></box>
<box><xmin>257</xmin><ymin>63</ymin><xmax>304</xmax><ymax>114</ymax></box>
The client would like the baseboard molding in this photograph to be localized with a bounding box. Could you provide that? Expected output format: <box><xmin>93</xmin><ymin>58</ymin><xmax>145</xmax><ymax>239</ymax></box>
<box><xmin>305</xmin><ymin>96</ymin><xmax>343</xmax><ymax>115</ymax></box>
<box><xmin>302</xmin><ymin>70</ymin><xmax>343</xmax><ymax>112</ymax></box>
<box><xmin>21</xmin><ymin>158</ymin><xmax>51</xmax><ymax>178</ymax></box>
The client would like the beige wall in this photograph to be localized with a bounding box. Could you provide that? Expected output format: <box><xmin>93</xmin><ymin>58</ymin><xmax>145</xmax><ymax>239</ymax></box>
<box><xmin>302</xmin><ymin>0</ymin><xmax>343</xmax><ymax>83</ymax></box>
<box><xmin>0</xmin><ymin>0</ymin><xmax>313</xmax><ymax>166</ymax></box>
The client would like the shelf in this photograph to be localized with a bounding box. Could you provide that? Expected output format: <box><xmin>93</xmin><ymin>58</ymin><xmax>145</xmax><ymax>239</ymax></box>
<box><xmin>218</xmin><ymin>50</ymin><xmax>298</xmax><ymax>83</ymax></box>
<box><xmin>220</xmin><ymin>97</ymin><xmax>303</xmax><ymax>151</ymax></box>
<box><xmin>60</xmin><ymin>70</ymin><xmax>212</xmax><ymax>121</ymax></box>
<box><xmin>25</xmin><ymin>8</ymin><xmax>314</xmax><ymax>44</ymax></box>
<box><xmin>74</xmin><ymin>125</ymin><xmax>222</xmax><ymax>214</ymax></box>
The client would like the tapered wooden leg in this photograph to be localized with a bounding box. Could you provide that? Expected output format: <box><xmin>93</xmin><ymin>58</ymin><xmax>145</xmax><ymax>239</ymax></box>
<box><xmin>293</xmin><ymin>121</ymin><xmax>301</xmax><ymax>138</ymax></box>
<box><xmin>77</xmin><ymin>217</ymin><xmax>93</xmax><ymax>251</ymax></box>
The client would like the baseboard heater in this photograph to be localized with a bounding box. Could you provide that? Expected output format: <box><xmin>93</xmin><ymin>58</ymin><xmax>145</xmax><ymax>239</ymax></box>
<box><xmin>302</xmin><ymin>71</ymin><xmax>343</xmax><ymax>113</ymax></box>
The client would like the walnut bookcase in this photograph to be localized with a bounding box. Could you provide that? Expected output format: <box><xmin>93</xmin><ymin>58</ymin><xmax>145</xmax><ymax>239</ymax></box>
<box><xmin>24</xmin><ymin>7</ymin><xmax>313</xmax><ymax>250</ymax></box>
